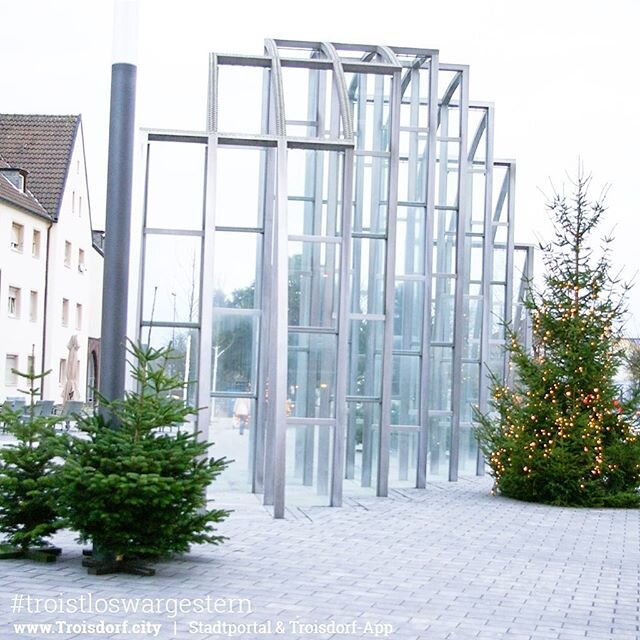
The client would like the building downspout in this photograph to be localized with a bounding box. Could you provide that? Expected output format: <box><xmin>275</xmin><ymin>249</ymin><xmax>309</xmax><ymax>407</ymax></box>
<box><xmin>40</xmin><ymin>220</ymin><xmax>53</xmax><ymax>398</ymax></box>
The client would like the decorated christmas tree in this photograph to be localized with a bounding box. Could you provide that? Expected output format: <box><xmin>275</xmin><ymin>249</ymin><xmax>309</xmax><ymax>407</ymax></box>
<box><xmin>476</xmin><ymin>173</ymin><xmax>640</xmax><ymax>507</ymax></box>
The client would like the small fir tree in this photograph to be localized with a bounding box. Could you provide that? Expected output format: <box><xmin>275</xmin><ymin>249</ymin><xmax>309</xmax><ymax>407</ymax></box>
<box><xmin>476</xmin><ymin>174</ymin><xmax>640</xmax><ymax>507</ymax></box>
<box><xmin>60</xmin><ymin>341</ymin><xmax>230</xmax><ymax>565</ymax></box>
<box><xmin>0</xmin><ymin>365</ymin><xmax>65</xmax><ymax>554</ymax></box>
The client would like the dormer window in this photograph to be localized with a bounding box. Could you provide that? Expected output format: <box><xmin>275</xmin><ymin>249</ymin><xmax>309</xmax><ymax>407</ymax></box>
<box><xmin>0</xmin><ymin>168</ymin><xmax>27</xmax><ymax>192</ymax></box>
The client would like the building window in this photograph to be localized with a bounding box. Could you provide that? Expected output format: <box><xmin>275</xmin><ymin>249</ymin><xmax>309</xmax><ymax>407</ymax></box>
<box><xmin>5</xmin><ymin>355</ymin><xmax>18</xmax><ymax>386</ymax></box>
<box><xmin>64</xmin><ymin>241</ymin><xmax>72</xmax><ymax>267</ymax></box>
<box><xmin>76</xmin><ymin>303</ymin><xmax>83</xmax><ymax>330</ymax></box>
<box><xmin>78</xmin><ymin>248</ymin><xmax>86</xmax><ymax>272</ymax></box>
<box><xmin>8</xmin><ymin>286</ymin><xmax>20</xmax><ymax>318</ymax></box>
<box><xmin>62</xmin><ymin>298</ymin><xmax>69</xmax><ymax>326</ymax></box>
<box><xmin>29</xmin><ymin>290</ymin><xmax>38</xmax><ymax>322</ymax></box>
<box><xmin>79</xmin><ymin>195</ymin><xmax>83</xmax><ymax>217</ymax></box>
<box><xmin>59</xmin><ymin>358</ymin><xmax>67</xmax><ymax>384</ymax></box>
<box><xmin>72</xmin><ymin>191</ymin><xmax>76</xmax><ymax>214</ymax></box>
<box><xmin>10</xmin><ymin>223</ymin><xmax>24</xmax><ymax>252</ymax></box>
<box><xmin>32</xmin><ymin>229</ymin><xmax>41</xmax><ymax>258</ymax></box>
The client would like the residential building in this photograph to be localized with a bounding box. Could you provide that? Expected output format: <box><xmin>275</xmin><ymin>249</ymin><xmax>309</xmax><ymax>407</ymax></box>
<box><xmin>0</xmin><ymin>114</ymin><xmax>103</xmax><ymax>403</ymax></box>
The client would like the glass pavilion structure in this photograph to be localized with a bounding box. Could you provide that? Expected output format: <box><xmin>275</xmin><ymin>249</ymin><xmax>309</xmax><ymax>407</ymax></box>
<box><xmin>135</xmin><ymin>40</ymin><xmax>528</xmax><ymax>518</ymax></box>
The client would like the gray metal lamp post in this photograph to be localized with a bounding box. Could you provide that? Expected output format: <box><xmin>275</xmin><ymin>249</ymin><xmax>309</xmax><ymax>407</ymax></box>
<box><xmin>98</xmin><ymin>0</ymin><xmax>138</xmax><ymax>416</ymax></box>
<box><xmin>89</xmin><ymin>0</ymin><xmax>138</xmax><ymax>574</ymax></box>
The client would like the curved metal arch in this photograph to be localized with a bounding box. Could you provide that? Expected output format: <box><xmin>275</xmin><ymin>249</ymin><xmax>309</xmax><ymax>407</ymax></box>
<box><xmin>319</xmin><ymin>41</ymin><xmax>354</xmax><ymax>140</ymax></box>
<box><xmin>376</xmin><ymin>45</ymin><xmax>402</xmax><ymax>68</ymax></box>
<box><xmin>264</xmin><ymin>39</ymin><xmax>286</xmax><ymax>136</ymax></box>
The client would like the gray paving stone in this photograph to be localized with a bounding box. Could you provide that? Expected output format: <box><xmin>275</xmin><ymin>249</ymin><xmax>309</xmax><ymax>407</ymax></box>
<box><xmin>0</xmin><ymin>476</ymin><xmax>638</xmax><ymax>639</ymax></box>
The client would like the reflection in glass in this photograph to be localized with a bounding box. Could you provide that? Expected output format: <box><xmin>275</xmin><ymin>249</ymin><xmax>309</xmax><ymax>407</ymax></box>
<box><xmin>344</xmin><ymin>401</ymin><xmax>380</xmax><ymax>491</ymax></box>
<box><xmin>211</xmin><ymin>314</ymin><xmax>258</xmax><ymax>393</ymax></box>
<box><xmin>348</xmin><ymin>319</ymin><xmax>383</xmax><ymax>398</ymax></box>
<box><xmin>142</xmin><ymin>235</ymin><xmax>201</xmax><ymax>324</ymax></box>
<box><xmin>429</xmin><ymin>347</ymin><xmax>452</xmax><ymax>411</ymax></box>
<box><xmin>428</xmin><ymin>415</ymin><xmax>452</xmax><ymax>479</ymax></box>
<box><xmin>288</xmin><ymin>242</ymin><xmax>340</xmax><ymax>328</ymax></box>
<box><xmin>287</xmin><ymin>333</ymin><xmax>337</xmax><ymax>419</ymax></box>
<box><xmin>209</xmin><ymin>397</ymin><xmax>255</xmax><ymax>490</ymax></box>
<box><xmin>389</xmin><ymin>430</ymin><xmax>418</xmax><ymax>485</ymax></box>
<box><xmin>286</xmin><ymin>424</ymin><xmax>334</xmax><ymax>506</ymax></box>
<box><xmin>394</xmin><ymin>281</ymin><xmax>424</xmax><ymax>352</ymax></box>
<box><xmin>391</xmin><ymin>356</ymin><xmax>420</xmax><ymax>425</ymax></box>
<box><xmin>143</xmin><ymin>325</ymin><xmax>199</xmax><ymax>409</ymax></box>
<box><xmin>351</xmin><ymin>238</ymin><xmax>385</xmax><ymax>315</ymax></box>
<box><xmin>213</xmin><ymin>231</ymin><xmax>261</xmax><ymax>307</ymax></box>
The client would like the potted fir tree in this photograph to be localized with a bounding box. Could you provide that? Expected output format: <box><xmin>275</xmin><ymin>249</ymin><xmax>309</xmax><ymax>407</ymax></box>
<box><xmin>0</xmin><ymin>365</ymin><xmax>65</xmax><ymax>562</ymax></box>
<box><xmin>60</xmin><ymin>341</ymin><xmax>230</xmax><ymax>575</ymax></box>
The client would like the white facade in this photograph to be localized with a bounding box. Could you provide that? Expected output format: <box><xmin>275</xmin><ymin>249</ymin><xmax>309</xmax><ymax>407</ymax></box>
<box><xmin>0</xmin><ymin>201</ymin><xmax>49</xmax><ymax>398</ymax></box>
<box><xmin>41</xmin><ymin>140</ymin><xmax>101</xmax><ymax>401</ymax></box>
<box><xmin>0</xmin><ymin>120</ymin><xmax>103</xmax><ymax>404</ymax></box>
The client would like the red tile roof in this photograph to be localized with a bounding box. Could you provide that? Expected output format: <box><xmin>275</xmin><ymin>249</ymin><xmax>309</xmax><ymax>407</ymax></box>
<box><xmin>0</xmin><ymin>114</ymin><xmax>80</xmax><ymax>220</ymax></box>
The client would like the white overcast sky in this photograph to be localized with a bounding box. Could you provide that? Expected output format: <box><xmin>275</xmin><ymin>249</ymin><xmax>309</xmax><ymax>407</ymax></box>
<box><xmin>3</xmin><ymin>0</ymin><xmax>640</xmax><ymax>332</ymax></box>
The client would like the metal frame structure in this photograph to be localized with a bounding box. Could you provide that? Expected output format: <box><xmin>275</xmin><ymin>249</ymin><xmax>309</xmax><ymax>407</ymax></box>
<box><xmin>134</xmin><ymin>40</ymin><xmax>526</xmax><ymax>518</ymax></box>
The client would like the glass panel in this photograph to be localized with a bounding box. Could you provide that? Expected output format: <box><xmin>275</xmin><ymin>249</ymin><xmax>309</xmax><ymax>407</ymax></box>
<box><xmin>344</xmin><ymin>401</ymin><xmax>380</xmax><ymax>492</ymax></box>
<box><xmin>459</xmin><ymin>423</ymin><xmax>478</xmax><ymax>476</ymax></box>
<box><xmin>346</xmin><ymin>73</ymin><xmax>392</xmax><ymax>154</ymax></box>
<box><xmin>396</xmin><ymin>206</ymin><xmax>426</xmax><ymax>275</ymax></box>
<box><xmin>435</xmin><ymin>141</ymin><xmax>460</xmax><ymax>208</ymax></box>
<box><xmin>282</xmin><ymin>68</ymin><xmax>338</xmax><ymax>139</ymax></box>
<box><xmin>143</xmin><ymin>325</ymin><xmax>199</xmax><ymax>408</ymax></box>
<box><xmin>213</xmin><ymin>231</ymin><xmax>260</xmax><ymax>307</ymax></box>
<box><xmin>493</xmin><ymin>246</ymin><xmax>507</xmax><ymax>282</ymax></box>
<box><xmin>428</xmin><ymin>346</ymin><xmax>452</xmax><ymax>410</ymax></box>
<box><xmin>287</xmin><ymin>333</ymin><xmax>337</xmax><ymax>419</ymax></box>
<box><xmin>215</xmin><ymin>146</ymin><xmax>266</xmax><ymax>229</ymax></box>
<box><xmin>389</xmin><ymin>430</ymin><xmax>418</xmax><ymax>486</ymax></box>
<box><xmin>351</xmin><ymin>238</ymin><xmax>385</xmax><ymax>315</ymax></box>
<box><xmin>209</xmin><ymin>397</ymin><xmax>255</xmax><ymax>490</ymax></box>
<box><xmin>428</xmin><ymin>415</ymin><xmax>451</xmax><ymax>479</ymax></box>
<box><xmin>286</xmin><ymin>424</ymin><xmax>334</xmax><ymax>506</ymax></box>
<box><xmin>348</xmin><ymin>319</ymin><xmax>383</xmax><ymax>398</ymax></box>
<box><xmin>211</xmin><ymin>314</ymin><xmax>259</xmax><ymax>394</ymax></box>
<box><xmin>470</xmin><ymin>171</ymin><xmax>487</xmax><ymax>223</ymax></box>
<box><xmin>146</xmin><ymin>141</ymin><xmax>205</xmax><ymax>231</ymax></box>
<box><xmin>431</xmin><ymin>276</ymin><xmax>455</xmax><ymax>343</ymax></box>
<box><xmin>394</xmin><ymin>281</ymin><xmax>424</xmax><ymax>352</ymax></box>
<box><xmin>287</xmin><ymin>149</ymin><xmax>343</xmax><ymax>236</ymax></box>
<box><xmin>352</xmin><ymin>155</ymin><xmax>389</xmax><ymax>234</ymax></box>
<box><xmin>217</xmin><ymin>65</ymin><xmax>265</xmax><ymax>135</ymax></box>
<box><xmin>391</xmin><ymin>356</ymin><xmax>420</xmax><ymax>425</ymax></box>
<box><xmin>491</xmin><ymin>284</ymin><xmax>507</xmax><ymax>338</ymax></box>
<box><xmin>288</xmin><ymin>241</ymin><xmax>340</xmax><ymax>328</ymax></box>
<box><xmin>142</xmin><ymin>234</ymin><xmax>201</xmax><ymax>324</ymax></box>
<box><xmin>461</xmin><ymin>362</ymin><xmax>480</xmax><ymax>423</ymax></box>
<box><xmin>463</xmin><ymin>296</ymin><xmax>482</xmax><ymax>360</ymax></box>
<box><xmin>468</xmin><ymin>241</ymin><xmax>484</xmax><ymax>282</ymax></box>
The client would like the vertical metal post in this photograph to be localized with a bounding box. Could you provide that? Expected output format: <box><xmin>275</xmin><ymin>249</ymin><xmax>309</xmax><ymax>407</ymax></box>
<box><xmin>99</xmin><ymin>0</ymin><xmax>138</xmax><ymax>413</ymax></box>
<box><xmin>449</xmin><ymin>67</ymin><xmax>469</xmax><ymax>482</ymax></box>
<box><xmin>477</xmin><ymin>107</ymin><xmax>494</xmax><ymax>475</ymax></box>
<box><xmin>378</xmin><ymin>70</ymin><xmax>401</xmax><ymax>497</ymax></box>
<box><xmin>417</xmin><ymin>53</ymin><xmax>439</xmax><ymax>488</ymax></box>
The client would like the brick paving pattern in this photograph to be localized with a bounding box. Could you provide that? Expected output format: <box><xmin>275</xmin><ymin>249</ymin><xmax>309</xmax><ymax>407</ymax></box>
<box><xmin>0</xmin><ymin>466</ymin><xmax>639</xmax><ymax>640</ymax></box>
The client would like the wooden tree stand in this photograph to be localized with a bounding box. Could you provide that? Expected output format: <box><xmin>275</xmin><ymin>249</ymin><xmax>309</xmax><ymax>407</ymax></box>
<box><xmin>0</xmin><ymin>544</ymin><xmax>61</xmax><ymax>563</ymax></box>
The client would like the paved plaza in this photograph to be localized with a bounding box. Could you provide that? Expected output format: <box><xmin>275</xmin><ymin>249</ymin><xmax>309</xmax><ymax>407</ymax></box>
<box><xmin>1</xmin><ymin>474</ymin><xmax>639</xmax><ymax>640</ymax></box>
